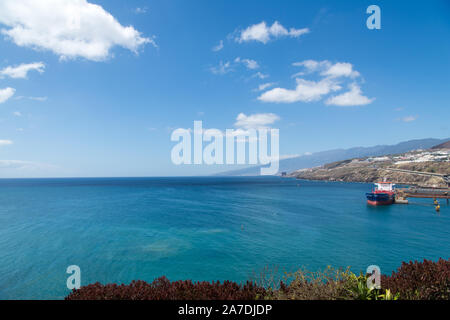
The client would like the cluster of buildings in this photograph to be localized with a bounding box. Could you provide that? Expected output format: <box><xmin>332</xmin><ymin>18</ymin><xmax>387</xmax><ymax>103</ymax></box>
<box><xmin>365</xmin><ymin>149</ymin><xmax>450</xmax><ymax>165</ymax></box>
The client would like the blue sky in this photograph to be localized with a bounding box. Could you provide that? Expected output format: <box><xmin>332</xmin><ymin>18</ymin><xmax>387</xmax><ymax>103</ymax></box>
<box><xmin>0</xmin><ymin>0</ymin><xmax>449</xmax><ymax>177</ymax></box>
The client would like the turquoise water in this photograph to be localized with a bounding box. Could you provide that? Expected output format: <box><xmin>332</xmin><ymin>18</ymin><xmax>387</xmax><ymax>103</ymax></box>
<box><xmin>0</xmin><ymin>177</ymin><xmax>448</xmax><ymax>299</ymax></box>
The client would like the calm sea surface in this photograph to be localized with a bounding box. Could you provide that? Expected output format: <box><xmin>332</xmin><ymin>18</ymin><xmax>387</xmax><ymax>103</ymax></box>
<box><xmin>0</xmin><ymin>177</ymin><xmax>448</xmax><ymax>299</ymax></box>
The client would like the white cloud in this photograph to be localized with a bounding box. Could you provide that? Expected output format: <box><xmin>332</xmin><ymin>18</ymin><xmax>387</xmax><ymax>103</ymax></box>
<box><xmin>321</xmin><ymin>62</ymin><xmax>360</xmax><ymax>78</ymax></box>
<box><xmin>13</xmin><ymin>111</ymin><xmax>22</xmax><ymax>117</ymax></box>
<box><xmin>0</xmin><ymin>62</ymin><xmax>44</xmax><ymax>79</ymax></box>
<box><xmin>0</xmin><ymin>159</ymin><xmax>58</xmax><ymax>177</ymax></box>
<box><xmin>255</xmin><ymin>82</ymin><xmax>276</xmax><ymax>91</ymax></box>
<box><xmin>260</xmin><ymin>60</ymin><xmax>372</xmax><ymax>105</ymax></box>
<box><xmin>237</xmin><ymin>21</ymin><xmax>309</xmax><ymax>44</ymax></box>
<box><xmin>227</xmin><ymin>113</ymin><xmax>280</xmax><ymax>144</ymax></box>
<box><xmin>235</xmin><ymin>112</ymin><xmax>280</xmax><ymax>129</ymax></box>
<box><xmin>0</xmin><ymin>140</ymin><xmax>13</xmax><ymax>146</ymax></box>
<box><xmin>15</xmin><ymin>95</ymin><xmax>47</xmax><ymax>101</ymax></box>
<box><xmin>212</xmin><ymin>40</ymin><xmax>224</xmax><ymax>52</ymax></box>
<box><xmin>134</xmin><ymin>7</ymin><xmax>148</xmax><ymax>14</ymax></box>
<box><xmin>258</xmin><ymin>78</ymin><xmax>341</xmax><ymax>103</ymax></box>
<box><xmin>0</xmin><ymin>159</ymin><xmax>49</xmax><ymax>170</ymax></box>
<box><xmin>0</xmin><ymin>87</ymin><xmax>15</xmax><ymax>103</ymax></box>
<box><xmin>234</xmin><ymin>57</ymin><xmax>259</xmax><ymax>69</ymax></box>
<box><xmin>29</xmin><ymin>96</ymin><xmax>47</xmax><ymax>101</ymax></box>
<box><xmin>243</xmin><ymin>59</ymin><xmax>259</xmax><ymax>70</ymax></box>
<box><xmin>325</xmin><ymin>83</ymin><xmax>374</xmax><ymax>106</ymax></box>
<box><xmin>224</xmin><ymin>128</ymin><xmax>260</xmax><ymax>143</ymax></box>
<box><xmin>293</xmin><ymin>60</ymin><xmax>359</xmax><ymax>79</ymax></box>
<box><xmin>0</xmin><ymin>160</ymin><xmax>22</xmax><ymax>168</ymax></box>
<box><xmin>0</xmin><ymin>0</ymin><xmax>154</xmax><ymax>61</ymax></box>
<box><xmin>279</xmin><ymin>154</ymin><xmax>300</xmax><ymax>160</ymax></box>
<box><xmin>253</xmin><ymin>72</ymin><xmax>269</xmax><ymax>79</ymax></box>
<box><xmin>401</xmin><ymin>115</ymin><xmax>417</xmax><ymax>122</ymax></box>
<box><xmin>292</xmin><ymin>59</ymin><xmax>329</xmax><ymax>72</ymax></box>
<box><xmin>210</xmin><ymin>61</ymin><xmax>232</xmax><ymax>75</ymax></box>
<box><xmin>211</xmin><ymin>58</ymin><xmax>260</xmax><ymax>75</ymax></box>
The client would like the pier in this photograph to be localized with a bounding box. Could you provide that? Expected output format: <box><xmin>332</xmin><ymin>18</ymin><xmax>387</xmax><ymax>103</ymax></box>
<box><xmin>394</xmin><ymin>188</ymin><xmax>449</xmax><ymax>206</ymax></box>
<box><xmin>379</xmin><ymin>167</ymin><xmax>450</xmax><ymax>204</ymax></box>
<box><xmin>395</xmin><ymin>187</ymin><xmax>450</xmax><ymax>199</ymax></box>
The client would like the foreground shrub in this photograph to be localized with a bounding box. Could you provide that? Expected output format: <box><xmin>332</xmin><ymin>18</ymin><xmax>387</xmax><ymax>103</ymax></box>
<box><xmin>66</xmin><ymin>276</ymin><xmax>266</xmax><ymax>300</ymax></box>
<box><xmin>265</xmin><ymin>267</ymin><xmax>387</xmax><ymax>300</ymax></box>
<box><xmin>269</xmin><ymin>260</ymin><xmax>450</xmax><ymax>300</ymax></box>
<box><xmin>66</xmin><ymin>259</ymin><xmax>450</xmax><ymax>300</ymax></box>
<box><xmin>381</xmin><ymin>258</ymin><xmax>450</xmax><ymax>300</ymax></box>
<box><xmin>264</xmin><ymin>266</ymin><xmax>355</xmax><ymax>300</ymax></box>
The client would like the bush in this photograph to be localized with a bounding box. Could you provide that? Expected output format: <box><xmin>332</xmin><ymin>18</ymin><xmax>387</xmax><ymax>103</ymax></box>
<box><xmin>266</xmin><ymin>267</ymin><xmax>386</xmax><ymax>300</ymax></box>
<box><xmin>65</xmin><ymin>276</ymin><xmax>266</xmax><ymax>300</ymax></box>
<box><xmin>66</xmin><ymin>259</ymin><xmax>450</xmax><ymax>300</ymax></box>
<box><xmin>265</xmin><ymin>266</ymin><xmax>354</xmax><ymax>300</ymax></box>
<box><xmin>381</xmin><ymin>258</ymin><xmax>450</xmax><ymax>300</ymax></box>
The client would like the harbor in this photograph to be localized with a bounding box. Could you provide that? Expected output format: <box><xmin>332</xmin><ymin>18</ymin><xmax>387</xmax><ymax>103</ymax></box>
<box><xmin>394</xmin><ymin>187</ymin><xmax>449</xmax><ymax>211</ymax></box>
<box><xmin>386</xmin><ymin>167</ymin><xmax>449</xmax><ymax>207</ymax></box>
<box><xmin>395</xmin><ymin>187</ymin><xmax>449</xmax><ymax>200</ymax></box>
<box><xmin>367</xmin><ymin>168</ymin><xmax>450</xmax><ymax>207</ymax></box>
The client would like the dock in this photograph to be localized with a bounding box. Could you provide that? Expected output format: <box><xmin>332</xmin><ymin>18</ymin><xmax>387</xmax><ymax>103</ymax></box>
<box><xmin>396</xmin><ymin>187</ymin><xmax>449</xmax><ymax>199</ymax></box>
<box><xmin>377</xmin><ymin>167</ymin><xmax>450</xmax><ymax>204</ymax></box>
<box><xmin>394</xmin><ymin>187</ymin><xmax>449</xmax><ymax>205</ymax></box>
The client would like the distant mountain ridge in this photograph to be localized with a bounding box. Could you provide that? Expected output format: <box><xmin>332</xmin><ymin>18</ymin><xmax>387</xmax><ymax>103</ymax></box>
<box><xmin>217</xmin><ymin>138</ymin><xmax>449</xmax><ymax>176</ymax></box>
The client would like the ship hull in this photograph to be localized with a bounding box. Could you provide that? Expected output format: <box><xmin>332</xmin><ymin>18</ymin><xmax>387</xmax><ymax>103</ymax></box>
<box><xmin>366</xmin><ymin>192</ymin><xmax>395</xmax><ymax>206</ymax></box>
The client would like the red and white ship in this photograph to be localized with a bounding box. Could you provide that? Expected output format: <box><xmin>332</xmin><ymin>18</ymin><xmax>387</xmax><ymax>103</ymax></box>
<box><xmin>366</xmin><ymin>182</ymin><xmax>396</xmax><ymax>206</ymax></box>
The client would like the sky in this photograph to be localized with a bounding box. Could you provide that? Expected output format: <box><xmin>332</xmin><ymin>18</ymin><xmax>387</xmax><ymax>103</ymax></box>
<box><xmin>0</xmin><ymin>0</ymin><xmax>449</xmax><ymax>177</ymax></box>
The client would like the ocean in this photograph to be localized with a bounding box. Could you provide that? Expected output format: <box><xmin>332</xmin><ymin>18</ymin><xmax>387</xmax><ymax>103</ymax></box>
<box><xmin>0</xmin><ymin>176</ymin><xmax>448</xmax><ymax>299</ymax></box>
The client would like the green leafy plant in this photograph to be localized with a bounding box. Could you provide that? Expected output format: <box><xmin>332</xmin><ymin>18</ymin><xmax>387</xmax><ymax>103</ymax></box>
<box><xmin>344</xmin><ymin>273</ymin><xmax>380</xmax><ymax>300</ymax></box>
<box><xmin>378</xmin><ymin>289</ymin><xmax>400</xmax><ymax>300</ymax></box>
<box><xmin>265</xmin><ymin>266</ymin><xmax>357</xmax><ymax>300</ymax></box>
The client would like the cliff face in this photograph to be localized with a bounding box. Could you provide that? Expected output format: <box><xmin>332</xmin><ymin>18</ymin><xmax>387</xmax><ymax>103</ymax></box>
<box><xmin>289</xmin><ymin>149</ymin><xmax>450</xmax><ymax>188</ymax></box>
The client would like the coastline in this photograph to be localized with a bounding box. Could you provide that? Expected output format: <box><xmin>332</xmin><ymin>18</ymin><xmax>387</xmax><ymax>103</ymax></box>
<box><xmin>288</xmin><ymin>157</ymin><xmax>449</xmax><ymax>188</ymax></box>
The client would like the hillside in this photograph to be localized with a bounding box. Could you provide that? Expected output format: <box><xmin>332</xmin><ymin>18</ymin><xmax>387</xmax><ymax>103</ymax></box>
<box><xmin>218</xmin><ymin>138</ymin><xmax>449</xmax><ymax>176</ymax></box>
<box><xmin>431</xmin><ymin>141</ymin><xmax>450</xmax><ymax>149</ymax></box>
<box><xmin>289</xmin><ymin>147</ymin><xmax>450</xmax><ymax>188</ymax></box>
